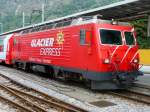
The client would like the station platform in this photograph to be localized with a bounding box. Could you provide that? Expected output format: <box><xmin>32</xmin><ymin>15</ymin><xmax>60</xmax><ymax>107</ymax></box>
<box><xmin>140</xmin><ymin>65</ymin><xmax>150</xmax><ymax>74</ymax></box>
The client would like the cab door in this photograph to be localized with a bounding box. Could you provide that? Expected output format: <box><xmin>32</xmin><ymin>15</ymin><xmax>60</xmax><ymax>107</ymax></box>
<box><xmin>79</xmin><ymin>29</ymin><xmax>92</xmax><ymax>70</ymax></box>
<box><xmin>13</xmin><ymin>37</ymin><xmax>21</xmax><ymax>60</ymax></box>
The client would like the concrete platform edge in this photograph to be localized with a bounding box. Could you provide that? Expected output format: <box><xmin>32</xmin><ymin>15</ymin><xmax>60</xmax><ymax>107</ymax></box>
<box><xmin>140</xmin><ymin>65</ymin><xmax>150</xmax><ymax>74</ymax></box>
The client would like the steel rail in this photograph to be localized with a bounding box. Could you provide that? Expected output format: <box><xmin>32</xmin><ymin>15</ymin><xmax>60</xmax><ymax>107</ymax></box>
<box><xmin>0</xmin><ymin>73</ymin><xmax>88</xmax><ymax>112</ymax></box>
<box><xmin>110</xmin><ymin>90</ymin><xmax>150</xmax><ymax>105</ymax></box>
<box><xmin>8</xmin><ymin>86</ymin><xmax>82</xmax><ymax>112</ymax></box>
<box><xmin>0</xmin><ymin>95</ymin><xmax>34</xmax><ymax>112</ymax></box>
<box><xmin>32</xmin><ymin>88</ymin><xmax>88</xmax><ymax>112</ymax></box>
<box><xmin>133</xmin><ymin>84</ymin><xmax>150</xmax><ymax>90</ymax></box>
<box><xmin>0</xmin><ymin>84</ymin><xmax>47</xmax><ymax>112</ymax></box>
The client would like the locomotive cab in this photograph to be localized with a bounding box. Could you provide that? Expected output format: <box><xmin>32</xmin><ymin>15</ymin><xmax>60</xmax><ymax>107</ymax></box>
<box><xmin>90</xmin><ymin>21</ymin><xmax>143</xmax><ymax>89</ymax></box>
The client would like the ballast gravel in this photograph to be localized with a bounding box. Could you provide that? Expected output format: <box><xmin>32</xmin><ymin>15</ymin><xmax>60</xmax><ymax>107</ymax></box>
<box><xmin>0</xmin><ymin>102</ymin><xmax>17</xmax><ymax>112</ymax></box>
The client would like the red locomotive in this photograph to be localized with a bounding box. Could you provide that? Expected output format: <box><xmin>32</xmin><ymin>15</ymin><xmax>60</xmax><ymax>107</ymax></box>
<box><xmin>0</xmin><ymin>16</ymin><xmax>143</xmax><ymax>89</ymax></box>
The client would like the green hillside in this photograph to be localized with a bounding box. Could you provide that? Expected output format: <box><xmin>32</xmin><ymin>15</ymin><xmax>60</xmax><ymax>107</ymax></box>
<box><xmin>0</xmin><ymin>0</ymin><xmax>122</xmax><ymax>32</ymax></box>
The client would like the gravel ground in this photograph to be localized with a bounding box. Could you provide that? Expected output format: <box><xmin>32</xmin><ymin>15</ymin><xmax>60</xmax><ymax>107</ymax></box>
<box><xmin>0</xmin><ymin>65</ymin><xmax>150</xmax><ymax>112</ymax></box>
<box><xmin>0</xmin><ymin>102</ymin><xmax>17</xmax><ymax>112</ymax></box>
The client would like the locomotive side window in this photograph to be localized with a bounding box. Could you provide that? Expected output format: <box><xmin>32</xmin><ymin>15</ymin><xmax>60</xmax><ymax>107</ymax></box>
<box><xmin>80</xmin><ymin>29</ymin><xmax>86</xmax><ymax>45</ymax></box>
<box><xmin>100</xmin><ymin>29</ymin><xmax>122</xmax><ymax>45</ymax></box>
<box><xmin>124</xmin><ymin>32</ymin><xmax>135</xmax><ymax>45</ymax></box>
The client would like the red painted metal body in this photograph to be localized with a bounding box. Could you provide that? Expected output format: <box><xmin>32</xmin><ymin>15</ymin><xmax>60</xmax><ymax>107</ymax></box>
<box><xmin>5</xmin><ymin>36</ymin><xmax>14</xmax><ymax>64</ymax></box>
<box><xmin>11</xmin><ymin>23</ymin><xmax>139</xmax><ymax>73</ymax></box>
<box><xmin>0</xmin><ymin>21</ymin><xmax>142</xmax><ymax>89</ymax></box>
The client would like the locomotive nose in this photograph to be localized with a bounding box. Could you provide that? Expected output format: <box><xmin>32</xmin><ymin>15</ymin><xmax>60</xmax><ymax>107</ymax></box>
<box><xmin>109</xmin><ymin>46</ymin><xmax>139</xmax><ymax>72</ymax></box>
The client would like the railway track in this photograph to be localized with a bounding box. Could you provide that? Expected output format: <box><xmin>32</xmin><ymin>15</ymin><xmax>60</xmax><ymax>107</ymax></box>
<box><xmin>0</xmin><ymin>74</ymin><xmax>88</xmax><ymax>112</ymax></box>
<box><xmin>130</xmin><ymin>83</ymin><xmax>150</xmax><ymax>96</ymax></box>
<box><xmin>110</xmin><ymin>90</ymin><xmax>150</xmax><ymax>105</ymax></box>
<box><xmin>0</xmin><ymin>65</ymin><xmax>150</xmax><ymax>111</ymax></box>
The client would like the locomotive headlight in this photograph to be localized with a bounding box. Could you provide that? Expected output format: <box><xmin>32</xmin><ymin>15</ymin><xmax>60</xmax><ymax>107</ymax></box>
<box><xmin>104</xmin><ymin>58</ymin><xmax>110</xmax><ymax>64</ymax></box>
<box><xmin>133</xmin><ymin>59</ymin><xmax>138</xmax><ymax>63</ymax></box>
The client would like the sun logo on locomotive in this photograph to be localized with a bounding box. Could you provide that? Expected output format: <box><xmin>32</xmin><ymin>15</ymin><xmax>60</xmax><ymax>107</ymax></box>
<box><xmin>56</xmin><ymin>31</ymin><xmax>64</xmax><ymax>45</ymax></box>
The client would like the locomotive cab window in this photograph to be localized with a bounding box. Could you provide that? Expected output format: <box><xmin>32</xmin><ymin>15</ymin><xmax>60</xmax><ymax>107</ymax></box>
<box><xmin>100</xmin><ymin>29</ymin><xmax>122</xmax><ymax>45</ymax></box>
<box><xmin>124</xmin><ymin>32</ymin><xmax>135</xmax><ymax>45</ymax></box>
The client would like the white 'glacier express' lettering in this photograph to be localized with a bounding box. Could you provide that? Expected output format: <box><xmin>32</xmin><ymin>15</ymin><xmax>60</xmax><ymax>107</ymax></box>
<box><xmin>40</xmin><ymin>48</ymin><xmax>61</xmax><ymax>56</ymax></box>
<box><xmin>31</xmin><ymin>38</ymin><xmax>63</xmax><ymax>56</ymax></box>
<box><xmin>31</xmin><ymin>38</ymin><xmax>54</xmax><ymax>47</ymax></box>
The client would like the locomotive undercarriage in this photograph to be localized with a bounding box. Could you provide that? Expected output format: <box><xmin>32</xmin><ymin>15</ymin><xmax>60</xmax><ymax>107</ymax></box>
<box><xmin>11</xmin><ymin>60</ymin><xmax>143</xmax><ymax>90</ymax></box>
<box><xmin>12</xmin><ymin>60</ymin><xmax>83</xmax><ymax>81</ymax></box>
<box><xmin>90</xmin><ymin>71</ymin><xmax>143</xmax><ymax>90</ymax></box>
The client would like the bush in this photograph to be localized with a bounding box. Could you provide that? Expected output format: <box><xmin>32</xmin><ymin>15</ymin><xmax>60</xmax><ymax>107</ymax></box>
<box><xmin>131</xmin><ymin>18</ymin><xmax>150</xmax><ymax>49</ymax></box>
<box><xmin>137</xmin><ymin>37</ymin><xmax>150</xmax><ymax>49</ymax></box>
